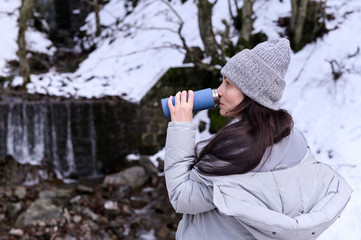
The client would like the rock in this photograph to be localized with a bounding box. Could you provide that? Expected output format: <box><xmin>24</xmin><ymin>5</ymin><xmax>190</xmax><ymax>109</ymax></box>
<box><xmin>63</xmin><ymin>208</ymin><xmax>71</xmax><ymax>223</ymax></box>
<box><xmin>37</xmin><ymin>220</ymin><xmax>46</xmax><ymax>227</ymax></box>
<box><xmin>104</xmin><ymin>200</ymin><xmax>118</xmax><ymax>210</ymax></box>
<box><xmin>0</xmin><ymin>155</ymin><xmax>60</xmax><ymax>186</ymax></box>
<box><xmin>76</xmin><ymin>184</ymin><xmax>93</xmax><ymax>194</ymax></box>
<box><xmin>9</xmin><ymin>228</ymin><xmax>23</xmax><ymax>237</ymax></box>
<box><xmin>39</xmin><ymin>188</ymin><xmax>73</xmax><ymax>199</ymax></box>
<box><xmin>82</xmin><ymin>207</ymin><xmax>100</xmax><ymax>222</ymax></box>
<box><xmin>157</xmin><ymin>158</ymin><xmax>164</xmax><ymax>172</ymax></box>
<box><xmin>72</xmin><ymin>215</ymin><xmax>82</xmax><ymax>224</ymax></box>
<box><xmin>15</xmin><ymin>198</ymin><xmax>65</xmax><ymax>227</ymax></box>
<box><xmin>4</xmin><ymin>188</ymin><xmax>13</xmax><ymax>198</ymax></box>
<box><xmin>104</xmin><ymin>200</ymin><xmax>120</xmax><ymax>218</ymax></box>
<box><xmin>64</xmin><ymin>235</ymin><xmax>77</xmax><ymax>240</ymax></box>
<box><xmin>139</xmin><ymin>155</ymin><xmax>158</xmax><ymax>175</ymax></box>
<box><xmin>70</xmin><ymin>195</ymin><xmax>82</xmax><ymax>204</ymax></box>
<box><xmin>6</xmin><ymin>202</ymin><xmax>22</xmax><ymax>220</ymax></box>
<box><xmin>158</xmin><ymin>224</ymin><xmax>171</xmax><ymax>239</ymax></box>
<box><xmin>121</xmin><ymin>204</ymin><xmax>132</xmax><ymax>215</ymax></box>
<box><xmin>103</xmin><ymin>166</ymin><xmax>148</xmax><ymax>188</ymax></box>
<box><xmin>14</xmin><ymin>186</ymin><xmax>26</xmax><ymax>199</ymax></box>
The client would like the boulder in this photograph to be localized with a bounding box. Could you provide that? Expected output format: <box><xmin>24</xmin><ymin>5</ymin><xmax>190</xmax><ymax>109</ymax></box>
<box><xmin>15</xmin><ymin>198</ymin><xmax>65</xmax><ymax>227</ymax></box>
<box><xmin>0</xmin><ymin>155</ymin><xmax>60</xmax><ymax>186</ymax></box>
<box><xmin>103</xmin><ymin>166</ymin><xmax>148</xmax><ymax>188</ymax></box>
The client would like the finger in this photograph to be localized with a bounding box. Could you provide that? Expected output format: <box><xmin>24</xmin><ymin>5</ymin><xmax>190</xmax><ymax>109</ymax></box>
<box><xmin>174</xmin><ymin>91</ymin><xmax>181</xmax><ymax>106</ymax></box>
<box><xmin>188</xmin><ymin>90</ymin><xmax>194</xmax><ymax>108</ymax></box>
<box><xmin>167</xmin><ymin>95</ymin><xmax>174</xmax><ymax>111</ymax></box>
<box><xmin>181</xmin><ymin>90</ymin><xmax>187</xmax><ymax>105</ymax></box>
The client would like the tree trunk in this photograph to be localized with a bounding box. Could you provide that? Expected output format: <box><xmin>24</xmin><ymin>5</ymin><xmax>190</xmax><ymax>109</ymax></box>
<box><xmin>290</xmin><ymin>0</ymin><xmax>297</xmax><ymax>30</ymax></box>
<box><xmin>241</xmin><ymin>0</ymin><xmax>253</xmax><ymax>42</ymax></box>
<box><xmin>290</xmin><ymin>0</ymin><xmax>309</xmax><ymax>47</ymax></box>
<box><xmin>17</xmin><ymin>0</ymin><xmax>34</xmax><ymax>88</ymax></box>
<box><xmin>94</xmin><ymin>0</ymin><xmax>101</xmax><ymax>36</ymax></box>
<box><xmin>294</xmin><ymin>0</ymin><xmax>308</xmax><ymax>46</ymax></box>
<box><xmin>197</xmin><ymin>0</ymin><xmax>220</xmax><ymax>62</ymax></box>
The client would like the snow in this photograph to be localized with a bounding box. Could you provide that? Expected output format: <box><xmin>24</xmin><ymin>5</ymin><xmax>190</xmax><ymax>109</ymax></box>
<box><xmin>0</xmin><ymin>0</ymin><xmax>20</xmax><ymax>76</ymax></box>
<box><xmin>1</xmin><ymin>0</ymin><xmax>361</xmax><ymax>239</ymax></box>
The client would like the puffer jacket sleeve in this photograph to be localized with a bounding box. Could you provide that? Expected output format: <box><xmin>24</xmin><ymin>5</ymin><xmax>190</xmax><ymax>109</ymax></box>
<box><xmin>164</xmin><ymin>121</ymin><xmax>215</xmax><ymax>214</ymax></box>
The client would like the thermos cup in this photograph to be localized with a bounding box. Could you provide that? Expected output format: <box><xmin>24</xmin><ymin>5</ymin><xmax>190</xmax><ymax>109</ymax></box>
<box><xmin>161</xmin><ymin>88</ymin><xmax>219</xmax><ymax>119</ymax></box>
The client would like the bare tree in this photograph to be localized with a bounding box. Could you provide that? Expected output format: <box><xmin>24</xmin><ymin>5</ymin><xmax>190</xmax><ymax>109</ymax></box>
<box><xmin>327</xmin><ymin>47</ymin><xmax>361</xmax><ymax>81</ymax></box>
<box><xmin>197</xmin><ymin>0</ymin><xmax>254</xmax><ymax>64</ymax></box>
<box><xmin>82</xmin><ymin>0</ymin><xmax>102</xmax><ymax>36</ymax></box>
<box><xmin>94</xmin><ymin>0</ymin><xmax>101</xmax><ymax>36</ymax></box>
<box><xmin>17</xmin><ymin>0</ymin><xmax>35</xmax><ymax>88</ymax></box>
<box><xmin>197</xmin><ymin>0</ymin><xmax>220</xmax><ymax>63</ymax></box>
<box><xmin>161</xmin><ymin>0</ymin><xmax>217</xmax><ymax>71</ymax></box>
<box><xmin>162</xmin><ymin>0</ymin><xmax>255</xmax><ymax>70</ymax></box>
<box><xmin>290</xmin><ymin>0</ymin><xmax>309</xmax><ymax>47</ymax></box>
<box><xmin>241</xmin><ymin>0</ymin><xmax>253</xmax><ymax>43</ymax></box>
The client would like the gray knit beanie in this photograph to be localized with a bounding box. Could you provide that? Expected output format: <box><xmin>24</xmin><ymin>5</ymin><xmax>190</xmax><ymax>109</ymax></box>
<box><xmin>220</xmin><ymin>38</ymin><xmax>291</xmax><ymax>110</ymax></box>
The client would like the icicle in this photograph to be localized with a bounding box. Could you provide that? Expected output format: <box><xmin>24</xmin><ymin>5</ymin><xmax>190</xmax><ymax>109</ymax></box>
<box><xmin>88</xmin><ymin>102</ymin><xmax>98</xmax><ymax>177</ymax></box>
<box><xmin>64</xmin><ymin>102</ymin><xmax>76</xmax><ymax>177</ymax></box>
<box><xmin>28</xmin><ymin>103</ymin><xmax>44</xmax><ymax>165</ymax></box>
<box><xmin>6</xmin><ymin>103</ymin><xmax>15</xmax><ymax>159</ymax></box>
<box><xmin>21</xmin><ymin>103</ymin><xmax>30</xmax><ymax>164</ymax></box>
<box><xmin>50</xmin><ymin>103</ymin><xmax>62</xmax><ymax>179</ymax></box>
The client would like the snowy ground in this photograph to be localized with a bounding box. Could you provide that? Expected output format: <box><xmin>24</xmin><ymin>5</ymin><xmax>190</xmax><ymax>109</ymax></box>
<box><xmin>1</xmin><ymin>0</ymin><xmax>361</xmax><ymax>239</ymax></box>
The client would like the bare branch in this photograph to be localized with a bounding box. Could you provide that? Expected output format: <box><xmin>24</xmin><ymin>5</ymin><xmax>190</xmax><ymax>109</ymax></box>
<box><xmin>328</xmin><ymin>60</ymin><xmax>343</xmax><ymax>81</ymax></box>
<box><xmin>161</xmin><ymin>0</ymin><xmax>184</xmax><ymax>26</ymax></box>
<box><xmin>160</xmin><ymin>0</ymin><xmax>189</xmax><ymax>51</ymax></box>
<box><xmin>220</xmin><ymin>19</ymin><xmax>230</xmax><ymax>60</ymax></box>
<box><xmin>347</xmin><ymin>47</ymin><xmax>360</xmax><ymax>58</ymax></box>
<box><xmin>123</xmin><ymin>24</ymin><xmax>179</xmax><ymax>34</ymax></box>
<box><xmin>227</xmin><ymin>0</ymin><xmax>234</xmax><ymax>19</ymax></box>
<box><xmin>233</xmin><ymin>0</ymin><xmax>239</xmax><ymax>10</ymax></box>
<box><xmin>0</xmin><ymin>10</ymin><xmax>18</xmax><ymax>16</ymax></box>
<box><xmin>161</xmin><ymin>0</ymin><xmax>221</xmax><ymax>71</ymax></box>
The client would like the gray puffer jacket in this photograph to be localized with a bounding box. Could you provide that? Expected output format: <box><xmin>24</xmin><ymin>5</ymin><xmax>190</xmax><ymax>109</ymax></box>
<box><xmin>164</xmin><ymin>122</ymin><xmax>352</xmax><ymax>240</ymax></box>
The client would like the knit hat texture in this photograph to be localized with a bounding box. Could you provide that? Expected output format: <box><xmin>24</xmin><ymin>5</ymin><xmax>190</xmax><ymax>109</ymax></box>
<box><xmin>220</xmin><ymin>38</ymin><xmax>291</xmax><ymax>110</ymax></box>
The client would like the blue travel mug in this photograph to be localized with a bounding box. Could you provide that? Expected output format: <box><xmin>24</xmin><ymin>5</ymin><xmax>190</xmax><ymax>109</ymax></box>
<box><xmin>161</xmin><ymin>88</ymin><xmax>219</xmax><ymax>119</ymax></box>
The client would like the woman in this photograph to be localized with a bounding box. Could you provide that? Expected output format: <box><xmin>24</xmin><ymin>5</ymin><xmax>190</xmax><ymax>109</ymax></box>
<box><xmin>164</xmin><ymin>39</ymin><xmax>352</xmax><ymax>240</ymax></box>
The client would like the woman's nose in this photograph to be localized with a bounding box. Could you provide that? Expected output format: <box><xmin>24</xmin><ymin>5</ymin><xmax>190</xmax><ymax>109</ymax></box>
<box><xmin>217</xmin><ymin>86</ymin><xmax>222</xmax><ymax>96</ymax></box>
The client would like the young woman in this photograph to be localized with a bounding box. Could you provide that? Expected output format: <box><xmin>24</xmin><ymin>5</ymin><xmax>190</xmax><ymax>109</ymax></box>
<box><xmin>164</xmin><ymin>39</ymin><xmax>352</xmax><ymax>240</ymax></box>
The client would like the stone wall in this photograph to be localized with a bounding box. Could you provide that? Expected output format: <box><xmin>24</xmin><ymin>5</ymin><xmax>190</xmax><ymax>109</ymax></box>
<box><xmin>136</xmin><ymin>101</ymin><xmax>168</xmax><ymax>154</ymax></box>
<box><xmin>0</xmin><ymin>96</ymin><xmax>140</xmax><ymax>179</ymax></box>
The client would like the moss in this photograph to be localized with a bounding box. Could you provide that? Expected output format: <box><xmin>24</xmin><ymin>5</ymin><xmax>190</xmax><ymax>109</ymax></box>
<box><xmin>249</xmin><ymin>32</ymin><xmax>268</xmax><ymax>48</ymax></box>
<box><xmin>207</xmin><ymin>108</ymin><xmax>229</xmax><ymax>134</ymax></box>
<box><xmin>198</xmin><ymin>120</ymin><xmax>206</xmax><ymax>133</ymax></box>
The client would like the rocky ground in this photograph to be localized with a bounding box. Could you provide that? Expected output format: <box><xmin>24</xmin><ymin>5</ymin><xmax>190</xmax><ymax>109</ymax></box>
<box><xmin>0</xmin><ymin>156</ymin><xmax>181</xmax><ymax>240</ymax></box>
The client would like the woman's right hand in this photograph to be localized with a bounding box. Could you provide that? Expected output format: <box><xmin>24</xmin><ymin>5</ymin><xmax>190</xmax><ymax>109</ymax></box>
<box><xmin>168</xmin><ymin>90</ymin><xmax>194</xmax><ymax>122</ymax></box>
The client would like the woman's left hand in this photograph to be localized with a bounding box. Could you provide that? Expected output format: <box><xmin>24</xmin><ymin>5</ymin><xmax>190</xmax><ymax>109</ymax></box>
<box><xmin>168</xmin><ymin>90</ymin><xmax>194</xmax><ymax>122</ymax></box>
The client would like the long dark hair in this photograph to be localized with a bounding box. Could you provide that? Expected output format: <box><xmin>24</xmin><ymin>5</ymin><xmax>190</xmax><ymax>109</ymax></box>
<box><xmin>192</xmin><ymin>96</ymin><xmax>293</xmax><ymax>176</ymax></box>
